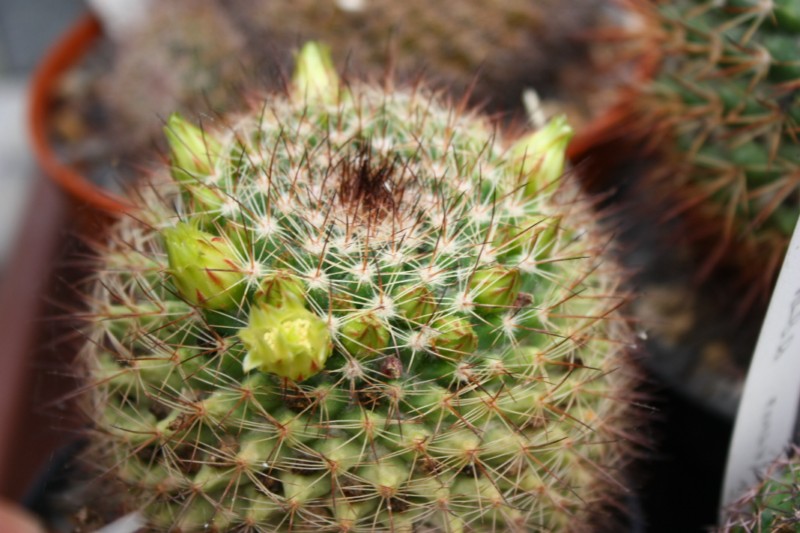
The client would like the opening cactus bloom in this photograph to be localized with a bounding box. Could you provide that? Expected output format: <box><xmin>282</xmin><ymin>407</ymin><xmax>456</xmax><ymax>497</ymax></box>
<box><xmin>80</xmin><ymin>42</ymin><xmax>639</xmax><ymax>531</ymax></box>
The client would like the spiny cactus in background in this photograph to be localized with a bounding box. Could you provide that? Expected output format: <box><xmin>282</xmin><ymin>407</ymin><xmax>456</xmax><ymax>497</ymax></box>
<box><xmin>620</xmin><ymin>0</ymin><xmax>800</xmax><ymax>275</ymax></box>
<box><xmin>721</xmin><ymin>446</ymin><xmax>800</xmax><ymax>532</ymax></box>
<box><xmin>80</xmin><ymin>43</ymin><xmax>639</xmax><ymax>531</ymax></box>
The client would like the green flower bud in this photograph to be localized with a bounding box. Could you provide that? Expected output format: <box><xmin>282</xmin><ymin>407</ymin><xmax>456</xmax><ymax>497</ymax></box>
<box><xmin>430</xmin><ymin>316</ymin><xmax>478</xmax><ymax>360</ymax></box>
<box><xmin>393</xmin><ymin>283</ymin><xmax>437</xmax><ymax>323</ymax></box>
<box><xmin>240</xmin><ymin>303</ymin><xmax>332</xmax><ymax>381</ymax></box>
<box><xmin>338</xmin><ymin>312</ymin><xmax>391</xmax><ymax>358</ymax></box>
<box><xmin>292</xmin><ymin>42</ymin><xmax>340</xmax><ymax>105</ymax></box>
<box><xmin>255</xmin><ymin>270</ymin><xmax>306</xmax><ymax>308</ymax></box>
<box><xmin>509</xmin><ymin>115</ymin><xmax>573</xmax><ymax>196</ymax></box>
<box><xmin>469</xmin><ymin>266</ymin><xmax>521</xmax><ymax>314</ymax></box>
<box><xmin>164</xmin><ymin>113</ymin><xmax>222</xmax><ymax>183</ymax></box>
<box><xmin>163</xmin><ymin>223</ymin><xmax>245</xmax><ymax>310</ymax></box>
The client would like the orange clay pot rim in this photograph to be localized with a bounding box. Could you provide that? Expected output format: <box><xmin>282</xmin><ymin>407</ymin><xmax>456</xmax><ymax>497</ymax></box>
<box><xmin>566</xmin><ymin>0</ymin><xmax>663</xmax><ymax>162</ymax></box>
<box><xmin>28</xmin><ymin>14</ymin><xmax>133</xmax><ymax>215</ymax></box>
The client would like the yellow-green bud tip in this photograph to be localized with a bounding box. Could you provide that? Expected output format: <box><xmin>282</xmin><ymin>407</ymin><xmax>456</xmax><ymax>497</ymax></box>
<box><xmin>240</xmin><ymin>303</ymin><xmax>332</xmax><ymax>382</ymax></box>
<box><xmin>163</xmin><ymin>223</ymin><xmax>245</xmax><ymax>310</ymax></box>
<box><xmin>164</xmin><ymin>113</ymin><xmax>222</xmax><ymax>183</ymax></box>
<box><xmin>292</xmin><ymin>42</ymin><xmax>340</xmax><ymax>105</ymax></box>
<box><xmin>510</xmin><ymin>115</ymin><xmax>574</xmax><ymax>196</ymax></box>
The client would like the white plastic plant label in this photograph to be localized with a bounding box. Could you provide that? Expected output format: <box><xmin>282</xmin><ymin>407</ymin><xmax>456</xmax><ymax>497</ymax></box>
<box><xmin>95</xmin><ymin>512</ymin><xmax>146</xmax><ymax>533</ymax></box>
<box><xmin>721</xmin><ymin>217</ymin><xmax>800</xmax><ymax>513</ymax></box>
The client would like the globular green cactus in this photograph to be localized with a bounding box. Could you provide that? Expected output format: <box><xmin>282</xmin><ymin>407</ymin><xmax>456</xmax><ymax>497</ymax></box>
<box><xmin>721</xmin><ymin>447</ymin><xmax>800</xmax><ymax>532</ymax></box>
<box><xmin>80</xmin><ymin>43</ymin><xmax>638</xmax><ymax>531</ymax></box>
<box><xmin>624</xmin><ymin>0</ymin><xmax>800</xmax><ymax>269</ymax></box>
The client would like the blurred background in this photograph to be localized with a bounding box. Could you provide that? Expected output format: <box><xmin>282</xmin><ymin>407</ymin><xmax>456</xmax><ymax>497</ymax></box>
<box><xmin>0</xmin><ymin>0</ymin><xmax>83</xmax><ymax>266</ymax></box>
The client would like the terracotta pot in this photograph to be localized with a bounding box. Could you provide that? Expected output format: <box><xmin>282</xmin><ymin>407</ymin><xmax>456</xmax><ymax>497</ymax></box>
<box><xmin>0</xmin><ymin>176</ymin><xmax>90</xmax><ymax>501</ymax></box>
<box><xmin>565</xmin><ymin>0</ymin><xmax>663</xmax><ymax>188</ymax></box>
<box><xmin>28</xmin><ymin>14</ymin><xmax>132</xmax><ymax>215</ymax></box>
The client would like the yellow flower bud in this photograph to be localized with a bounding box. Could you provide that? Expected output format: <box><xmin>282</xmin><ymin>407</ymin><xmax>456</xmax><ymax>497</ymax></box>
<box><xmin>240</xmin><ymin>303</ymin><xmax>332</xmax><ymax>381</ymax></box>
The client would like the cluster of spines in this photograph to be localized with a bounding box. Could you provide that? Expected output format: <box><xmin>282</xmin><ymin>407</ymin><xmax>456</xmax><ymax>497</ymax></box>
<box><xmin>80</xmin><ymin>44</ymin><xmax>637</xmax><ymax>532</ymax></box>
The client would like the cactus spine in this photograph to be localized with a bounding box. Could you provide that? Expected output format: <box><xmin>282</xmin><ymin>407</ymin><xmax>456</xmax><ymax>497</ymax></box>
<box><xmin>80</xmin><ymin>43</ymin><xmax>639</xmax><ymax>531</ymax></box>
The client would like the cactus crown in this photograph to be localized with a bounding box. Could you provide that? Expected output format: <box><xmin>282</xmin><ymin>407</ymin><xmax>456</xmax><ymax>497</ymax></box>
<box><xmin>82</xmin><ymin>43</ymin><xmax>636</xmax><ymax>531</ymax></box>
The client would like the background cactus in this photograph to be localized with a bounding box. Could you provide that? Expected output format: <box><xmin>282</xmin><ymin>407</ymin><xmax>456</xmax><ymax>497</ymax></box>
<box><xmin>609</xmin><ymin>0</ymin><xmax>800</xmax><ymax>284</ymax></box>
<box><xmin>564</xmin><ymin>0</ymin><xmax>800</xmax><ymax>418</ymax></box>
<box><xmin>721</xmin><ymin>446</ymin><xmax>800</xmax><ymax>532</ymax></box>
<box><xmin>77</xmin><ymin>44</ymin><xmax>640</xmax><ymax>531</ymax></box>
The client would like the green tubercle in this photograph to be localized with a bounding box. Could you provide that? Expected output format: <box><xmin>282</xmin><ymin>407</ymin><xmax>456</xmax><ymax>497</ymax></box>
<box><xmin>255</xmin><ymin>270</ymin><xmax>306</xmax><ymax>308</ymax></box>
<box><xmin>430</xmin><ymin>315</ymin><xmax>478</xmax><ymax>359</ymax></box>
<box><xmin>469</xmin><ymin>265</ymin><xmax>522</xmax><ymax>314</ymax></box>
<box><xmin>162</xmin><ymin>222</ymin><xmax>245</xmax><ymax>310</ymax></box>
<box><xmin>338</xmin><ymin>312</ymin><xmax>391</xmax><ymax>358</ymax></box>
<box><xmin>394</xmin><ymin>284</ymin><xmax>437</xmax><ymax>323</ymax></box>
<box><xmin>239</xmin><ymin>302</ymin><xmax>332</xmax><ymax>381</ymax></box>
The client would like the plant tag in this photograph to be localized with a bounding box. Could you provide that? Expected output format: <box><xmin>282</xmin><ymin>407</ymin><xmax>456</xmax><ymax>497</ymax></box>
<box><xmin>85</xmin><ymin>0</ymin><xmax>153</xmax><ymax>39</ymax></box>
<box><xmin>721</xmin><ymin>217</ymin><xmax>800</xmax><ymax>514</ymax></box>
<box><xmin>95</xmin><ymin>512</ymin><xmax>146</xmax><ymax>533</ymax></box>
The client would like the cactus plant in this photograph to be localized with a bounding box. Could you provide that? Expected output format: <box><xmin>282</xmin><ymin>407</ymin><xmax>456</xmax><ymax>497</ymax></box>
<box><xmin>721</xmin><ymin>446</ymin><xmax>800</xmax><ymax>532</ymax></box>
<box><xmin>599</xmin><ymin>0</ymin><xmax>800</xmax><ymax>283</ymax></box>
<box><xmin>77</xmin><ymin>43</ymin><xmax>639</xmax><ymax>531</ymax></box>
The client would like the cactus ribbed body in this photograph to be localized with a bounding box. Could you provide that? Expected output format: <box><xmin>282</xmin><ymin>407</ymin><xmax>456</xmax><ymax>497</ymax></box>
<box><xmin>637</xmin><ymin>0</ymin><xmax>800</xmax><ymax>247</ymax></box>
<box><xmin>81</xmin><ymin>46</ymin><xmax>637</xmax><ymax>532</ymax></box>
